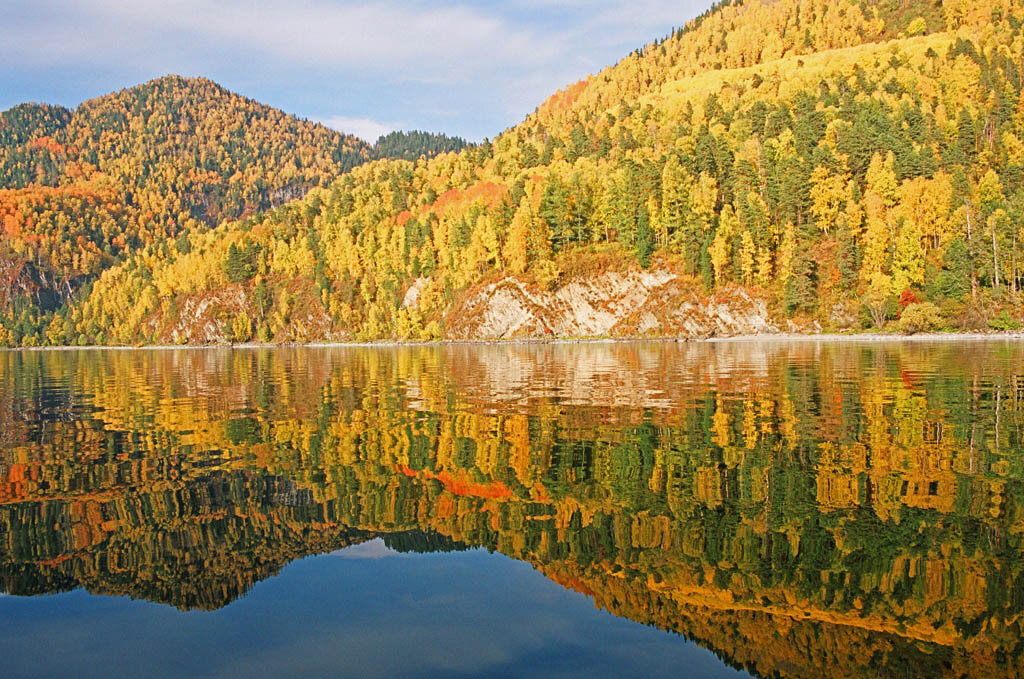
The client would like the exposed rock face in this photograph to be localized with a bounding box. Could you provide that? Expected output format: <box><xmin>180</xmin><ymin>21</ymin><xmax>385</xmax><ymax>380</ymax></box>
<box><xmin>0</xmin><ymin>258</ymin><xmax>38</xmax><ymax>308</ymax></box>
<box><xmin>156</xmin><ymin>288</ymin><xmax>247</xmax><ymax>344</ymax></box>
<box><xmin>445</xmin><ymin>270</ymin><xmax>777</xmax><ymax>340</ymax></box>
<box><xmin>401</xmin><ymin>277</ymin><xmax>429</xmax><ymax>309</ymax></box>
<box><xmin>140</xmin><ymin>269</ymin><xmax>776</xmax><ymax>345</ymax></box>
<box><xmin>154</xmin><ymin>285</ymin><xmax>335</xmax><ymax>344</ymax></box>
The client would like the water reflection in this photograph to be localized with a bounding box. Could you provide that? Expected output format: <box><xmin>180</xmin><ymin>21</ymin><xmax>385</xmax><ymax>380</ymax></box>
<box><xmin>1</xmin><ymin>341</ymin><xmax>1023</xmax><ymax>678</ymax></box>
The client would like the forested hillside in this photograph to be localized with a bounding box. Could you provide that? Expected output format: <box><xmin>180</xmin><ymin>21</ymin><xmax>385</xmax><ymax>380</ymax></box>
<box><xmin>0</xmin><ymin>75</ymin><xmax>377</xmax><ymax>341</ymax></box>
<box><xmin>3</xmin><ymin>0</ymin><xmax>1024</xmax><ymax>346</ymax></box>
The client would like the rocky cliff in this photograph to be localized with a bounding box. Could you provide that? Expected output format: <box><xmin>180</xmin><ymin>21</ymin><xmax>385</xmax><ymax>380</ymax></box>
<box><xmin>444</xmin><ymin>269</ymin><xmax>777</xmax><ymax>340</ymax></box>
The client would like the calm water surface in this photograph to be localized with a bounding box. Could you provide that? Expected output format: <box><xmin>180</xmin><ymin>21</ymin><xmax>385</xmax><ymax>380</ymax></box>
<box><xmin>1</xmin><ymin>340</ymin><xmax>1023</xmax><ymax>678</ymax></box>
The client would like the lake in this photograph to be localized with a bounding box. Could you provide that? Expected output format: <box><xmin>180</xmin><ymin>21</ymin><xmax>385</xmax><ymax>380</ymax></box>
<box><xmin>1</xmin><ymin>340</ymin><xmax>1022</xmax><ymax>678</ymax></box>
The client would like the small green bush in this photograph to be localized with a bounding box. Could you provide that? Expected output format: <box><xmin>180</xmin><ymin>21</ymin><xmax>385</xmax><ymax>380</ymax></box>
<box><xmin>989</xmin><ymin>310</ymin><xmax>1022</xmax><ymax>331</ymax></box>
<box><xmin>937</xmin><ymin>298</ymin><xmax>965</xmax><ymax>328</ymax></box>
<box><xmin>899</xmin><ymin>302</ymin><xmax>943</xmax><ymax>334</ymax></box>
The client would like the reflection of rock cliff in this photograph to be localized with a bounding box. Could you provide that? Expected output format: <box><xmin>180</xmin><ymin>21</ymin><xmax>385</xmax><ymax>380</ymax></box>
<box><xmin>2</xmin><ymin>343</ymin><xmax>1024</xmax><ymax>677</ymax></box>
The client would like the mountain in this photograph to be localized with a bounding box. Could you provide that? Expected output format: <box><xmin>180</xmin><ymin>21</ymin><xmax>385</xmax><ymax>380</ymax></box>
<box><xmin>3</xmin><ymin>0</ymin><xmax>1024</xmax><ymax>346</ymax></box>
<box><xmin>0</xmin><ymin>75</ymin><xmax>378</xmax><ymax>339</ymax></box>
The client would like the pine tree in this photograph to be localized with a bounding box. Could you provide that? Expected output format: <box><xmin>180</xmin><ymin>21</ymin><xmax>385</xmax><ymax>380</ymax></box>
<box><xmin>539</xmin><ymin>175</ymin><xmax>570</xmax><ymax>252</ymax></box>
<box><xmin>636</xmin><ymin>208</ymin><xmax>654</xmax><ymax>268</ymax></box>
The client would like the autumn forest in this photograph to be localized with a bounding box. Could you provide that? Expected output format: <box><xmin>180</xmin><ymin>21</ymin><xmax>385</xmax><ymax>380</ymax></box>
<box><xmin>1</xmin><ymin>0</ymin><xmax>1023</xmax><ymax>346</ymax></box>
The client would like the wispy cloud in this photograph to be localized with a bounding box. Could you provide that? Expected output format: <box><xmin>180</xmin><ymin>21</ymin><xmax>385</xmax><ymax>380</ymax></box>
<box><xmin>317</xmin><ymin>115</ymin><xmax>398</xmax><ymax>143</ymax></box>
<box><xmin>4</xmin><ymin>1</ymin><xmax>554</xmax><ymax>81</ymax></box>
<box><xmin>1</xmin><ymin>0</ymin><xmax>713</xmax><ymax>140</ymax></box>
<box><xmin>331</xmin><ymin>538</ymin><xmax>403</xmax><ymax>559</ymax></box>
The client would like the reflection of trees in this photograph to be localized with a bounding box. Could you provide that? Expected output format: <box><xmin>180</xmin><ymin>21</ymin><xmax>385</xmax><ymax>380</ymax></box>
<box><xmin>1</xmin><ymin>342</ymin><xmax>1024</xmax><ymax>677</ymax></box>
<box><xmin>0</xmin><ymin>471</ymin><xmax>379</xmax><ymax>610</ymax></box>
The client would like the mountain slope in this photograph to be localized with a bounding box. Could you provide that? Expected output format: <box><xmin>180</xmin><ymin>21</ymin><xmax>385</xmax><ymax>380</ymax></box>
<box><xmin>0</xmin><ymin>76</ymin><xmax>375</xmax><ymax>340</ymax></box>
<box><xmin>0</xmin><ymin>102</ymin><xmax>74</xmax><ymax>188</ymax></box>
<box><xmin>5</xmin><ymin>0</ymin><xmax>1024</xmax><ymax>345</ymax></box>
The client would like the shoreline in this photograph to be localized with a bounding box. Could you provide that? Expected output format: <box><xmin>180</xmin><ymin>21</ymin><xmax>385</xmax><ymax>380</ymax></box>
<box><xmin>4</xmin><ymin>330</ymin><xmax>1024</xmax><ymax>352</ymax></box>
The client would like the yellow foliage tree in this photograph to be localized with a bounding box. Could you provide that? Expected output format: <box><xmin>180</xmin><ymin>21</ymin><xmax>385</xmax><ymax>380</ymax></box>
<box><xmin>860</xmin><ymin>190</ymin><xmax>891</xmax><ymax>283</ymax></box>
<box><xmin>809</xmin><ymin>166</ymin><xmax>848</xmax><ymax>234</ymax></box>
<box><xmin>710</xmin><ymin>204</ymin><xmax>740</xmax><ymax>284</ymax></box>
<box><xmin>504</xmin><ymin>197</ymin><xmax>532</xmax><ymax>275</ymax></box>
<box><xmin>739</xmin><ymin>231</ymin><xmax>757</xmax><ymax>286</ymax></box>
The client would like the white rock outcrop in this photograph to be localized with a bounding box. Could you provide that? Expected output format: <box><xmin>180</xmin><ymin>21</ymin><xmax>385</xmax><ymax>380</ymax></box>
<box><xmin>446</xmin><ymin>269</ymin><xmax>776</xmax><ymax>340</ymax></box>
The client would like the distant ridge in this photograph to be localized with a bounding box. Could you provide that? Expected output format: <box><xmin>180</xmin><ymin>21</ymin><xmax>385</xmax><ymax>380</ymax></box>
<box><xmin>0</xmin><ymin>75</ymin><xmax>467</xmax><ymax>342</ymax></box>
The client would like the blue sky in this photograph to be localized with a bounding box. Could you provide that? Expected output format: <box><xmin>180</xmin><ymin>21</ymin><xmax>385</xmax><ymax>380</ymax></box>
<box><xmin>0</xmin><ymin>545</ymin><xmax>751</xmax><ymax>678</ymax></box>
<box><xmin>1</xmin><ymin>0</ymin><xmax>712</xmax><ymax>142</ymax></box>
